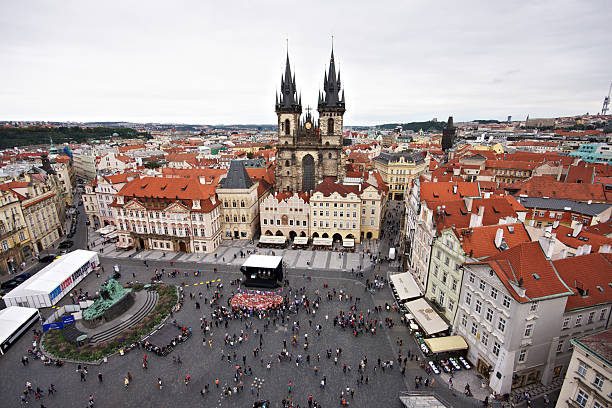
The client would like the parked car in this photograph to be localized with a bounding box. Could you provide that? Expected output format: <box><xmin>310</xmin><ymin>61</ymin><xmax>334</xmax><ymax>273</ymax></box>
<box><xmin>39</xmin><ymin>254</ymin><xmax>57</xmax><ymax>263</ymax></box>
<box><xmin>112</xmin><ymin>264</ymin><xmax>121</xmax><ymax>280</ymax></box>
<box><xmin>58</xmin><ymin>240</ymin><xmax>73</xmax><ymax>249</ymax></box>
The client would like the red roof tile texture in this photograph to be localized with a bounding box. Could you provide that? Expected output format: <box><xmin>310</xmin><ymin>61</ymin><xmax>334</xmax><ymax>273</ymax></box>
<box><xmin>553</xmin><ymin>253</ymin><xmax>612</xmax><ymax>311</ymax></box>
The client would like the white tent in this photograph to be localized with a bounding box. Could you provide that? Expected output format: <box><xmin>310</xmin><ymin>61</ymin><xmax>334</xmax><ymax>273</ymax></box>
<box><xmin>0</xmin><ymin>306</ymin><xmax>40</xmax><ymax>355</ymax></box>
<box><xmin>390</xmin><ymin>272</ymin><xmax>422</xmax><ymax>301</ymax></box>
<box><xmin>241</xmin><ymin>255</ymin><xmax>283</xmax><ymax>269</ymax></box>
<box><xmin>3</xmin><ymin>250</ymin><xmax>100</xmax><ymax>308</ymax></box>
<box><xmin>259</xmin><ymin>236</ymin><xmax>286</xmax><ymax>245</ymax></box>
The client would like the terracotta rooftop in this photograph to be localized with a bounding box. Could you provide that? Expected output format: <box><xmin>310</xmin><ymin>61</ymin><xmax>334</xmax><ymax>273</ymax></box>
<box><xmin>573</xmin><ymin>328</ymin><xmax>612</xmax><ymax>365</ymax></box>
<box><xmin>459</xmin><ymin>223</ymin><xmax>531</xmax><ymax>259</ymax></box>
<box><xmin>506</xmin><ymin>176</ymin><xmax>610</xmax><ymax>203</ymax></box>
<box><xmin>420</xmin><ymin>181</ymin><xmax>481</xmax><ymax>203</ymax></box>
<box><xmin>473</xmin><ymin>241</ymin><xmax>574</xmax><ymax>302</ymax></box>
<box><xmin>551</xmin><ymin>224</ymin><xmax>612</xmax><ymax>253</ymax></box>
<box><xmin>116</xmin><ymin>176</ymin><xmax>216</xmax><ymax>201</ymax></box>
<box><xmin>553</xmin><ymin>253</ymin><xmax>612</xmax><ymax>311</ymax></box>
<box><xmin>584</xmin><ymin>220</ymin><xmax>612</xmax><ymax>236</ymax></box>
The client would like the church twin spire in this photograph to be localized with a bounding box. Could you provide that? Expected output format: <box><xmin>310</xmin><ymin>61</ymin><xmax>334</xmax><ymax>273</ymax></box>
<box><xmin>275</xmin><ymin>45</ymin><xmax>345</xmax><ymax>114</ymax></box>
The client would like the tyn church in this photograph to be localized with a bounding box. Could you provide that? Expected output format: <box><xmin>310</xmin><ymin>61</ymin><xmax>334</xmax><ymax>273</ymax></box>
<box><xmin>275</xmin><ymin>47</ymin><xmax>346</xmax><ymax>193</ymax></box>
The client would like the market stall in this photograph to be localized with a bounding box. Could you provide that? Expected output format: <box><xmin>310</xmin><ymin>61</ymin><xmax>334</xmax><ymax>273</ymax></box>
<box><xmin>312</xmin><ymin>237</ymin><xmax>333</xmax><ymax>250</ymax></box>
<box><xmin>3</xmin><ymin>250</ymin><xmax>100</xmax><ymax>308</ymax></box>
<box><xmin>342</xmin><ymin>238</ymin><xmax>355</xmax><ymax>252</ymax></box>
<box><xmin>424</xmin><ymin>336</ymin><xmax>468</xmax><ymax>354</ymax></box>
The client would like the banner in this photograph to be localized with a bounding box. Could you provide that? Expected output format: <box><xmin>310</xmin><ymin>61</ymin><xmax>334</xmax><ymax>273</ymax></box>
<box><xmin>42</xmin><ymin>322</ymin><xmax>64</xmax><ymax>332</ymax></box>
<box><xmin>62</xmin><ymin>315</ymin><xmax>75</xmax><ymax>325</ymax></box>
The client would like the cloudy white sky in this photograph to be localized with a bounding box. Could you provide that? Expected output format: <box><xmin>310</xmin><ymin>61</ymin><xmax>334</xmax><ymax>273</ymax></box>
<box><xmin>1</xmin><ymin>0</ymin><xmax>611</xmax><ymax>125</ymax></box>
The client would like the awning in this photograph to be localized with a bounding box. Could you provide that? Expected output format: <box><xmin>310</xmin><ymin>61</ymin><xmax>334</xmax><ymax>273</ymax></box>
<box><xmin>390</xmin><ymin>272</ymin><xmax>422</xmax><ymax>301</ymax></box>
<box><xmin>115</xmin><ymin>241</ymin><xmax>132</xmax><ymax>248</ymax></box>
<box><xmin>96</xmin><ymin>225</ymin><xmax>116</xmax><ymax>235</ymax></box>
<box><xmin>293</xmin><ymin>237</ymin><xmax>309</xmax><ymax>245</ymax></box>
<box><xmin>312</xmin><ymin>237</ymin><xmax>332</xmax><ymax>246</ymax></box>
<box><xmin>404</xmin><ymin>298</ymin><xmax>449</xmax><ymax>336</ymax></box>
<box><xmin>259</xmin><ymin>236</ymin><xmax>286</xmax><ymax>245</ymax></box>
<box><xmin>400</xmin><ymin>393</ymin><xmax>450</xmax><ymax>408</ymax></box>
<box><xmin>342</xmin><ymin>238</ymin><xmax>355</xmax><ymax>248</ymax></box>
<box><xmin>424</xmin><ymin>336</ymin><xmax>468</xmax><ymax>354</ymax></box>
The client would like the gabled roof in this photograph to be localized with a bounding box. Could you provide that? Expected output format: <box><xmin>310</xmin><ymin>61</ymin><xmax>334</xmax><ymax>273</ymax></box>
<box><xmin>515</xmin><ymin>196</ymin><xmax>611</xmax><ymax>217</ymax></box>
<box><xmin>553</xmin><ymin>253</ymin><xmax>612</xmax><ymax>311</ymax></box>
<box><xmin>313</xmin><ymin>178</ymin><xmax>361</xmax><ymax>197</ymax></box>
<box><xmin>460</xmin><ymin>223</ymin><xmax>531</xmax><ymax>259</ymax></box>
<box><xmin>565</xmin><ymin>163</ymin><xmax>595</xmax><ymax>184</ymax></box>
<box><xmin>219</xmin><ymin>160</ymin><xmax>254</xmax><ymax>189</ymax></box>
<box><xmin>584</xmin><ymin>221</ymin><xmax>612</xmax><ymax>237</ymax></box>
<box><xmin>116</xmin><ymin>177</ymin><xmax>216</xmax><ymax>201</ymax></box>
<box><xmin>472</xmin><ymin>241</ymin><xmax>574</xmax><ymax>302</ymax></box>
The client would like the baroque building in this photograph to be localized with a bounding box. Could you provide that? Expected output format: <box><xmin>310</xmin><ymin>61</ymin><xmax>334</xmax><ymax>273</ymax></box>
<box><xmin>275</xmin><ymin>48</ymin><xmax>346</xmax><ymax>193</ymax></box>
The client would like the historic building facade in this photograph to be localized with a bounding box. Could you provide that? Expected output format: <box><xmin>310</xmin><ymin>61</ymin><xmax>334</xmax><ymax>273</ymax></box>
<box><xmin>260</xmin><ymin>191</ymin><xmax>310</xmax><ymax>239</ymax></box>
<box><xmin>111</xmin><ymin>177</ymin><xmax>222</xmax><ymax>253</ymax></box>
<box><xmin>275</xmin><ymin>49</ymin><xmax>346</xmax><ymax>193</ymax></box>
<box><xmin>0</xmin><ymin>184</ymin><xmax>32</xmax><ymax>274</ymax></box>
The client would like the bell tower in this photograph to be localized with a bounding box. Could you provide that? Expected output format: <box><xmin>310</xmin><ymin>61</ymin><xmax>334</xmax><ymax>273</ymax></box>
<box><xmin>318</xmin><ymin>46</ymin><xmax>345</xmax><ymax>147</ymax></box>
<box><xmin>275</xmin><ymin>52</ymin><xmax>302</xmax><ymax>146</ymax></box>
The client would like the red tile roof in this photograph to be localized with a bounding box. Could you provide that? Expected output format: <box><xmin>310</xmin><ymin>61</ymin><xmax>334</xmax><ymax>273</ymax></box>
<box><xmin>118</xmin><ymin>144</ymin><xmax>146</xmax><ymax>153</ymax></box>
<box><xmin>117</xmin><ymin>177</ymin><xmax>216</xmax><ymax>201</ymax></box>
<box><xmin>506</xmin><ymin>176</ymin><xmax>610</xmax><ymax>203</ymax></box>
<box><xmin>551</xmin><ymin>224</ymin><xmax>612</xmax><ymax>252</ymax></box>
<box><xmin>420</xmin><ymin>181</ymin><xmax>481</xmax><ymax>203</ymax></box>
<box><xmin>485</xmin><ymin>160</ymin><xmax>539</xmax><ymax>170</ymax></box>
<box><xmin>473</xmin><ymin>241</ymin><xmax>574</xmax><ymax>302</ymax></box>
<box><xmin>553</xmin><ymin>253</ymin><xmax>612</xmax><ymax>311</ymax></box>
<box><xmin>584</xmin><ymin>221</ymin><xmax>612</xmax><ymax>237</ymax></box>
<box><xmin>459</xmin><ymin>223</ymin><xmax>531</xmax><ymax>259</ymax></box>
<box><xmin>273</xmin><ymin>191</ymin><xmax>310</xmax><ymax>203</ymax></box>
<box><xmin>565</xmin><ymin>163</ymin><xmax>595</xmax><ymax>184</ymax></box>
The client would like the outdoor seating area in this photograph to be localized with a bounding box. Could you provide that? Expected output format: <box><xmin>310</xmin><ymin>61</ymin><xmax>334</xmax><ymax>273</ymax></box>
<box><xmin>257</xmin><ymin>236</ymin><xmax>287</xmax><ymax>249</ymax></box>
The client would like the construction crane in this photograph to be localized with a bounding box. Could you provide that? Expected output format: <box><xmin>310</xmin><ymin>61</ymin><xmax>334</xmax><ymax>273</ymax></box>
<box><xmin>602</xmin><ymin>81</ymin><xmax>612</xmax><ymax>115</ymax></box>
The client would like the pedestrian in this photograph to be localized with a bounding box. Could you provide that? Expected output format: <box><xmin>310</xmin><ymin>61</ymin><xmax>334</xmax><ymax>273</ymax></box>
<box><xmin>124</xmin><ymin>377</ymin><xmax>129</xmax><ymax>388</ymax></box>
<box><xmin>98</xmin><ymin>372</ymin><xmax>103</xmax><ymax>382</ymax></box>
<box><xmin>127</xmin><ymin>372</ymin><xmax>132</xmax><ymax>383</ymax></box>
<box><xmin>157</xmin><ymin>378</ymin><xmax>163</xmax><ymax>390</ymax></box>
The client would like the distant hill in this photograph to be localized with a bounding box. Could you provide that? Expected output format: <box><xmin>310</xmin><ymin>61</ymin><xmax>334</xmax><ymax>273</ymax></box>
<box><xmin>0</xmin><ymin>126</ymin><xmax>147</xmax><ymax>149</ymax></box>
<box><xmin>375</xmin><ymin>121</ymin><xmax>446</xmax><ymax>132</ymax></box>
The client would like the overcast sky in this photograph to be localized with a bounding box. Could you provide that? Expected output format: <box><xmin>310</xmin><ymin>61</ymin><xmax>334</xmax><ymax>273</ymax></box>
<box><xmin>1</xmin><ymin>0</ymin><xmax>611</xmax><ymax>125</ymax></box>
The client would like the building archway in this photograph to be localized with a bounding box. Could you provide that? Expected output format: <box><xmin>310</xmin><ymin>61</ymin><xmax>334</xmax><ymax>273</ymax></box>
<box><xmin>346</xmin><ymin>234</ymin><xmax>354</xmax><ymax>239</ymax></box>
<box><xmin>299</xmin><ymin>231</ymin><xmax>306</xmax><ymax>237</ymax></box>
<box><xmin>322</xmin><ymin>233</ymin><xmax>329</xmax><ymax>238</ymax></box>
<box><xmin>289</xmin><ymin>231</ymin><xmax>297</xmax><ymax>239</ymax></box>
<box><xmin>275</xmin><ymin>230</ymin><xmax>283</xmax><ymax>236</ymax></box>
<box><xmin>312</xmin><ymin>232</ymin><xmax>319</xmax><ymax>238</ymax></box>
<box><xmin>139</xmin><ymin>238</ymin><xmax>145</xmax><ymax>249</ymax></box>
<box><xmin>302</xmin><ymin>154</ymin><xmax>315</xmax><ymax>191</ymax></box>
<box><xmin>103</xmin><ymin>219</ymin><xmax>110</xmax><ymax>226</ymax></box>
<box><xmin>366</xmin><ymin>231</ymin><xmax>373</xmax><ymax>239</ymax></box>
<box><xmin>179</xmin><ymin>241</ymin><xmax>187</xmax><ymax>252</ymax></box>
<box><xmin>265</xmin><ymin>230</ymin><xmax>273</xmax><ymax>236</ymax></box>
<box><xmin>332</xmin><ymin>233</ymin><xmax>342</xmax><ymax>242</ymax></box>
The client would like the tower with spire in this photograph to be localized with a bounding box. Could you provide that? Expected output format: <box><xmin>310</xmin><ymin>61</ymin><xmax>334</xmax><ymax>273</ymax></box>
<box><xmin>318</xmin><ymin>46</ymin><xmax>345</xmax><ymax>147</ymax></box>
<box><xmin>274</xmin><ymin>43</ymin><xmax>346</xmax><ymax>193</ymax></box>
<box><xmin>275</xmin><ymin>50</ymin><xmax>302</xmax><ymax>146</ymax></box>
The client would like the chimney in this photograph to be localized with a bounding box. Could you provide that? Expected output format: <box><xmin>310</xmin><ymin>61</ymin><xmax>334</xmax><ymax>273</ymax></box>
<box><xmin>572</xmin><ymin>223</ymin><xmax>583</xmax><ymax>237</ymax></box>
<box><xmin>469</xmin><ymin>213</ymin><xmax>481</xmax><ymax>228</ymax></box>
<box><xmin>453</xmin><ymin>184</ymin><xmax>458</xmax><ymax>194</ymax></box>
<box><xmin>600</xmin><ymin>244</ymin><xmax>611</xmax><ymax>253</ymax></box>
<box><xmin>465</xmin><ymin>197</ymin><xmax>473</xmax><ymax>212</ymax></box>
<box><xmin>433</xmin><ymin>177</ymin><xmax>438</xmax><ymax>182</ymax></box>
<box><xmin>478</xmin><ymin>206</ymin><xmax>485</xmax><ymax>218</ymax></box>
<box><xmin>494</xmin><ymin>228</ymin><xmax>504</xmax><ymax>248</ymax></box>
<box><xmin>538</xmin><ymin>235</ymin><xmax>556</xmax><ymax>259</ymax></box>
<box><xmin>552</xmin><ymin>220</ymin><xmax>559</xmax><ymax>228</ymax></box>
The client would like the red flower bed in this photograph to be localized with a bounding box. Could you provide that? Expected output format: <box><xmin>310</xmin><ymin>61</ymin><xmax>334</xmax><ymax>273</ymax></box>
<box><xmin>230</xmin><ymin>292</ymin><xmax>283</xmax><ymax>310</ymax></box>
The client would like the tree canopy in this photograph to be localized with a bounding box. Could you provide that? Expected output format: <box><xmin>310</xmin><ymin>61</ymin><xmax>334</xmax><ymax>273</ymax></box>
<box><xmin>0</xmin><ymin>126</ymin><xmax>148</xmax><ymax>149</ymax></box>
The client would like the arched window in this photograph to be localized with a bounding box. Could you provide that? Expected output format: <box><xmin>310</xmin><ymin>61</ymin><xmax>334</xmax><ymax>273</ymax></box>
<box><xmin>240</xmin><ymin>200</ymin><xmax>245</xmax><ymax>207</ymax></box>
<box><xmin>285</xmin><ymin>160</ymin><xmax>290</xmax><ymax>166</ymax></box>
<box><xmin>232</xmin><ymin>201</ymin><xmax>236</xmax><ymax>207</ymax></box>
<box><xmin>327</xmin><ymin>118</ymin><xmax>334</xmax><ymax>135</ymax></box>
<box><xmin>328</xmin><ymin>153</ymin><xmax>332</xmax><ymax>159</ymax></box>
<box><xmin>285</xmin><ymin>119</ymin><xmax>290</xmax><ymax>136</ymax></box>
<box><xmin>325</xmin><ymin>141</ymin><xmax>330</xmax><ymax>146</ymax></box>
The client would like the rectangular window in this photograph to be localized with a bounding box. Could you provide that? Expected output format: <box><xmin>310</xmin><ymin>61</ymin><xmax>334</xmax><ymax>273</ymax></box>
<box><xmin>471</xmin><ymin>322</ymin><xmax>478</xmax><ymax>336</ymax></box>
<box><xmin>593</xmin><ymin>373</ymin><xmax>604</xmax><ymax>390</ymax></box>
<box><xmin>438</xmin><ymin>292</ymin><xmax>444</xmax><ymax>306</ymax></box>
<box><xmin>452</xmin><ymin>279</ymin><xmax>458</xmax><ymax>291</ymax></box>
<box><xmin>587</xmin><ymin>311</ymin><xmax>595</xmax><ymax>324</ymax></box>
<box><xmin>448</xmin><ymin>300</ymin><xmax>454</xmax><ymax>311</ymax></box>
<box><xmin>461</xmin><ymin>314</ymin><xmax>467</xmax><ymax>327</ymax></box>
<box><xmin>530</xmin><ymin>301</ymin><xmax>538</xmax><ymax>312</ymax></box>
<box><xmin>493</xmin><ymin>342</ymin><xmax>500</xmax><ymax>356</ymax></box>
<box><xmin>475</xmin><ymin>299</ymin><xmax>482</xmax><ymax>314</ymax></box>
<box><xmin>577</xmin><ymin>361</ymin><xmax>588</xmax><ymax>377</ymax></box>
<box><xmin>600</xmin><ymin>309</ymin><xmax>607</xmax><ymax>321</ymax></box>
<box><xmin>486</xmin><ymin>308</ymin><xmax>494</xmax><ymax>322</ymax></box>
<box><xmin>518</xmin><ymin>349</ymin><xmax>527</xmax><ymax>363</ymax></box>
<box><xmin>524</xmin><ymin>323</ymin><xmax>533</xmax><ymax>337</ymax></box>
<box><xmin>442</xmin><ymin>272</ymin><xmax>448</xmax><ymax>284</ymax></box>
<box><xmin>490</xmin><ymin>287</ymin><xmax>498</xmax><ymax>299</ymax></box>
<box><xmin>575</xmin><ymin>314</ymin><xmax>583</xmax><ymax>326</ymax></box>
<box><xmin>503</xmin><ymin>295</ymin><xmax>511</xmax><ymax>308</ymax></box>
<box><xmin>469</xmin><ymin>273</ymin><xmax>475</xmax><ymax>284</ymax></box>
<box><xmin>498</xmin><ymin>317</ymin><xmax>506</xmax><ymax>333</ymax></box>
<box><xmin>479</xmin><ymin>280</ymin><xmax>486</xmax><ymax>291</ymax></box>
<box><xmin>481</xmin><ymin>332</ymin><xmax>488</xmax><ymax>346</ymax></box>
<box><xmin>466</xmin><ymin>292</ymin><xmax>472</xmax><ymax>305</ymax></box>
<box><xmin>431</xmin><ymin>284</ymin><xmax>437</xmax><ymax>295</ymax></box>
<box><xmin>263</xmin><ymin>219</ymin><xmax>267</xmax><ymax>225</ymax></box>
<box><xmin>575</xmin><ymin>389</ymin><xmax>588</xmax><ymax>407</ymax></box>
<box><xmin>562</xmin><ymin>317</ymin><xmax>570</xmax><ymax>329</ymax></box>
